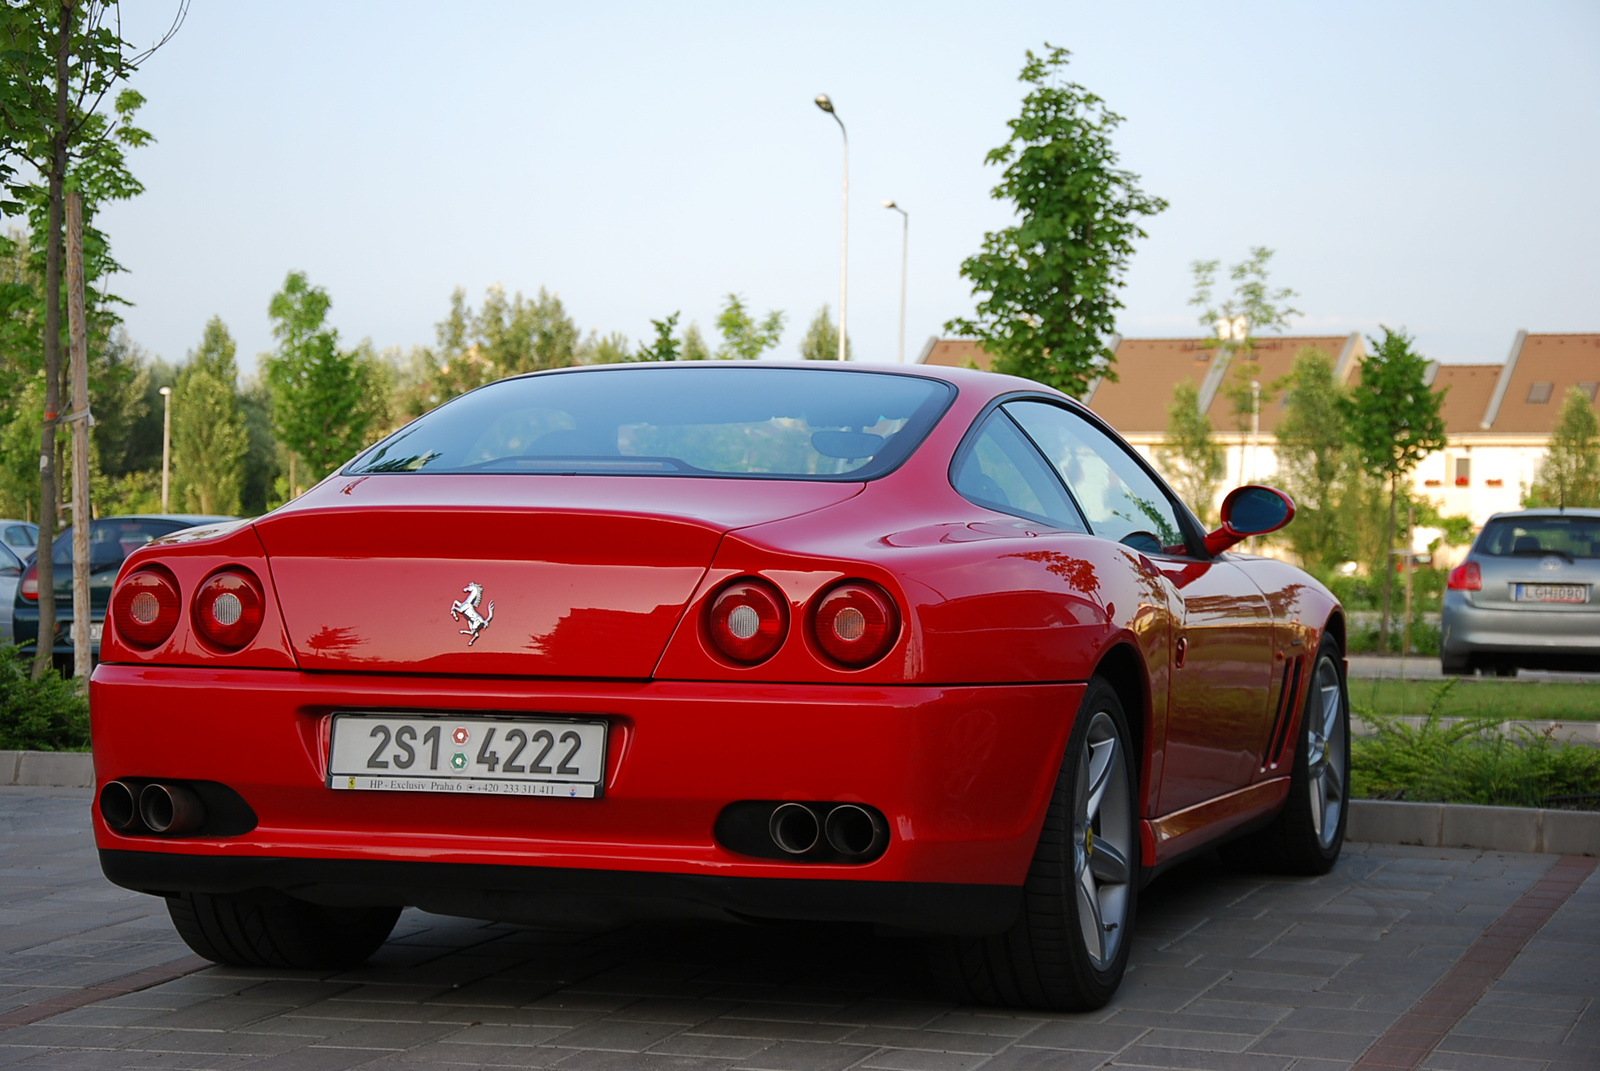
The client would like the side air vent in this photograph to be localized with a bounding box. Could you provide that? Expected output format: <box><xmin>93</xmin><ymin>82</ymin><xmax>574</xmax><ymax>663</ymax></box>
<box><xmin>1263</xmin><ymin>656</ymin><xmax>1304</xmax><ymax>771</ymax></box>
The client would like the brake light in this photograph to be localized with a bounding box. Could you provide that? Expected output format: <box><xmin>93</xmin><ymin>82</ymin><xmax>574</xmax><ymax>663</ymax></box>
<box><xmin>19</xmin><ymin>562</ymin><xmax>37</xmax><ymax>600</ymax></box>
<box><xmin>812</xmin><ymin>582</ymin><xmax>899</xmax><ymax>667</ymax></box>
<box><xmin>111</xmin><ymin>569</ymin><xmax>181</xmax><ymax>649</ymax></box>
<box><xmin>707</xmin><ymin>580</ymin><xmax>788</xmax><ymax>663</ymax></box>
<box><xmin>1447</xmin><ymin>562</ymin><xmax>1482</xmax><ymax>591</ymax></box>
<box><xmin>192</xmin><ymin>569</ymin><xmax>265</xmax><ymax>650</ymax></box>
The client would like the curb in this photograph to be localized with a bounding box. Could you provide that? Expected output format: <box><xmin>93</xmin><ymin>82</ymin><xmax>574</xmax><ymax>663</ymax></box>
<box><xmin>1</xmin><ymin>753</ymin><xmax>1594</xmax><ymax>857</ymax></box>
<box><xmin>1351</xmin><ymin>716</ymin><xmax>1600</xmax><ymax>747</ymax></box>
<box><xmin>0</xmin><ymin>751</ymin><xmax>94</xmax><ymax>789</ymax></box>
<box><xmin>1348</xmin><ymin>798</ymin><xmax>1599</xmax><ymax>856</ymax></box>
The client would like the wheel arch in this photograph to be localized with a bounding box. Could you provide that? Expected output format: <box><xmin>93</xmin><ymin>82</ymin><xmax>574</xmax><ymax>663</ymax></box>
<box><xmin>1091</xmin><ymin>642</ymin><xmax>1148</xmax><ymax>802</ymax></box>
<box><xmin>1322</xmin><ymin>609</ymin><xmax>1347</xmax><ymax>657</ymax></box>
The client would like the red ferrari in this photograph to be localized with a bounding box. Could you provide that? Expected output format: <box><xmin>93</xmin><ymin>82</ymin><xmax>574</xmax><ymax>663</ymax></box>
<box><xmin>90</xmin><ymin>362</ymin><xmax>1348</xmax><ymax>1010</ymax></box>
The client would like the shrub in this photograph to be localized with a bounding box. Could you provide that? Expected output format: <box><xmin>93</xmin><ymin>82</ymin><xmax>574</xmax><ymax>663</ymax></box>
<box><xmin>1351</xmin><ymin>679</ymin><xmax>1600</xmax><ymax>807</ymax></box>
<box><xmin>0</xmin><ymin>644</ymin><xmax>90</xmax><ymax>751</ymax></box>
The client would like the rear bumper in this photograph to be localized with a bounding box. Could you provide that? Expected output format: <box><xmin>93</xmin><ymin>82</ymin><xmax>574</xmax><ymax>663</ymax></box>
<box><xmin>88</xmin><ymin>665</ymin><xmax>1084</xmax><ymax>931</ymax></box>
<box><xmin>1441</xmin><ymin>594</ymin><xmax>1600</xmax><ymax>668</ymax></box>
<box><xmin>99</xmin><ymin>850</ymin><xmax>1021</xmax><ymax>935</ymax></box>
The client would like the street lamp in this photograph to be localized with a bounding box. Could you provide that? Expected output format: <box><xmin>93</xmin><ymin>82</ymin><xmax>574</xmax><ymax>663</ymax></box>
<box><xmin>158</xmin><ymin>386</ymin><xmax>171</xmax><ymax>513</ymax></box>
<box><xmin>882</xmin><ymin>200</ymin><xmax>908</xmax><ymax>363</ymax></box>
<box><xmin>815</xmin><ymin>93</ymin><xmax>848</xmax><ymax>361</ymax></box>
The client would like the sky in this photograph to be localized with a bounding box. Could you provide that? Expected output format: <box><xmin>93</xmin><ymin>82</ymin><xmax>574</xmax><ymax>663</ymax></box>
<box><xmin>97</xmin><ymin>1</ymin><xmax>1600</xmax><ymax>375</ymax></box>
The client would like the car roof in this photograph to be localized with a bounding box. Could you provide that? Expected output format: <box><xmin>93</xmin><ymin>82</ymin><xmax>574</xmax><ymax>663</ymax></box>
<box><xmin>505</xmin><ymin>359</ymin><xmax>1068</xmax><ymax>402</ymax></box>
<box><xmin>1483</xmin><ymin>508</ymin><xmax>1600</xmax><ymax>522</ymax></box>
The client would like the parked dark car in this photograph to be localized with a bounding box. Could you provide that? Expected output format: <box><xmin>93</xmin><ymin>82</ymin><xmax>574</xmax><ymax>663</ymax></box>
<box><xmin>1441</xmin><ymin>508</ymin><xmax>1600</xmax><ymax>675</ymax></box>
<box><xmin>14</xmin><ymin>514</ymin><xmax>235</xmax><ymax>665</ymax></box>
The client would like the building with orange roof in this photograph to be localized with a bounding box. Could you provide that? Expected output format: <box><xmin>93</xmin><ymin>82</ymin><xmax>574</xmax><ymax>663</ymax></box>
<box><xmin>915</xmin><ymin>330</ymin><xmax>1600</xmax><ymax>533</ymax></box>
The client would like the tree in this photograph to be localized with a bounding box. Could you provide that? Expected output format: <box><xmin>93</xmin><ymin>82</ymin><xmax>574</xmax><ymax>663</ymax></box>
<box><xmin>1155</xmin><ymin>380</ymin><xmax>1225</xmax><ymax>524</ymax></box>
<box><xmin>631</xmin><ymin>312</ymin><xmax>681</xmax><ymax>362</ymax></box>
<box><xmin>799</xmin><ymin>304</ymin><xmax>851</xmax><ymax>361</ymax></box>
<box><xmin>1189</xmin><ymin>247</ymin><xmax>1301</xmax><ymax>347</ymax></box>
<box><xmin>1274</xmin><ymin>347</ymin><xmax>1350</xmax><ymax>572</ymax></box>
<box><xmin>1190</xmin><ymin>247</ymin><xmax>1301</xmax><ymax>483</ymax></box>
<box><xmin>171</xmin><ymin>316</ymin><xmax>245</xmax><ymax>515</ymax></box>
<box><xmin>944</xmin><ymin>45</ymin><xmax>1166</xmax><ymax>397</ymax></box>
<box><xmin>715</xmin><ymin>293</ymin><xmax>784</xmax><ymax>360</ymax></box>
<box><xmin>0</xmin><ymin>1</ymin><xmax>181</xmax><ymax>677</ymax></box>
<box><xmin>680</xmin><ymin>321</ymin><xmax>709</xmax><ymax>362</ymax></box>
<box><xmin>263</xmin><ymin>272</ymin><xmax>369</xmax><ymax>486</ymax></box>
<box><xmin>1341</xmin><ymin>326</ymin><xmax>1445</xmax><ymax>650</ymax></box>
<box><xmin>1525</xmin><ymin>387</ymin><xmax>1600</xmax><ymax>509</ymax></box>
<box><xmin>402</xmin><ymin>284</ymin><xmax>583</xmax><ymax>414</ymax></box>
<box><xmin>582</xmin><ymin>331</ymin><xmax>630</xmax><ymax>365</ymax></box>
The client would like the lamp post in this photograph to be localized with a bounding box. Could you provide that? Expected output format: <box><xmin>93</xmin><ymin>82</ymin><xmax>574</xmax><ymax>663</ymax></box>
<box><xmin>882</xmin><ymin>200</ymin><xmax>908</xmax><ymax>363</ymax></box>
<box><xmin>158</xmin><ymin>385</ymin><xmax>171</xmax><ymax>513</ymax></box>
<box><xmin>814</xmin><ymin>94</ymin><xmax>848</xmax><ymax>361</ymax></box>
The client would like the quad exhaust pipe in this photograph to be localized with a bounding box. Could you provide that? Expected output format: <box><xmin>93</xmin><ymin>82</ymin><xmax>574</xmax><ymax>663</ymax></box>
<box><xmin>765</xmin><ymin>801</ymin><xmax>887</xmax><ymax>860</ymax></box>
<box><xmin>99</xmin><ymin>779</ymin><xmax>207</xmax><ymax>835</ymax></box>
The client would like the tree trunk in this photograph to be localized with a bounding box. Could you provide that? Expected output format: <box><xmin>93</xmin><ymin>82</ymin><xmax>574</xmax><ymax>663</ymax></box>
<box><xmin>67</xmin><ymin>192</ymin><xmax>92</xmax><ymax>682</ymax></box>
<box><xmin>31</xmin><ymin>3</ymin><xmax>71</xmax><ymax>681</ymax></box>
<box><xmin>1378</xmin><ymin>475</ymin><xmax>1398</xmax><ymax>654</ymax></box>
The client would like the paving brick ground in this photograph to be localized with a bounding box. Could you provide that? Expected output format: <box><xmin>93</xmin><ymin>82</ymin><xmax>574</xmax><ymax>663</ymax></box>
<box><xmin>0</xmin><ymin>786</ymin><xmax>1593</xmax><ymax>1071</ymax></box>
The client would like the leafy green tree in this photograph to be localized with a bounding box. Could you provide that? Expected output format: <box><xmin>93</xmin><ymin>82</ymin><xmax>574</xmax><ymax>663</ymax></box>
<box><xmin>1189</xmin><ymin>247</ymin><xmax>1301</xmax><ymax>346</ymax></box>
<box><xmin>1341</xmin><ymin>326</ymin><xmax>1446</xmax><ymax>650</ymax></box>
<box><xmin>715</xmin><ymin>293</ymin><xmax>784</xmax><ymax>360</ymax></box>
<box><xmin>237</xmin><ymin>377</ymin><xmax>278</xmax><ymax>516</ymax></box>
<box><xmin>1155</xmin><ymin>380</ymin><xmax>1225</xmax><ymax>525</ymax></box>
<box><xmin>1525</xmin><ymin>387</ymin><xmax>1600</xmax><ymax>509</ymax></box>
<box><xmin>799</xmin><ymin>304</ymin><xmax>851</xmax><ymax>361</ymax></box>
<box><xmin>170</xmin><ymin>317</ymin><xmax>246</xmax><ymax>516</ymax></box>
<box><xmin>944</xmin><ymin>45</ymin><xmax>1166</xmax><ymax>396</ymax></box>
<box><xmin>0</xmin><ymin>1</ymin><xmax>178</xmax><ymax>678</ymax></box>
<box><xmin>263</xmin><ymin>272</ymin><xmax>369</xmax><ymax>484</ymax></box>
<box><xmin>404</xmin><ymin>284</ymin><xmax>583</xmax><ymax>414</ymax></box>
<box><xmin>582</xmin><ymin>331</ymin><xmax>631</xmax><ymax>365</ymax></box>
<box><xmin>630</xmin><ymin>312</ymin><xmax>681</xmax><ymax>362</ymax></box>
<box><xmin>680</xmin><ymin>321</ymin><xmax>710</xmax><ymax>361</ymax></box>
<box><xmin>1274</xmin><ymin>348</ymin><xmax>1350</xmax><ymax>572</ymax></box>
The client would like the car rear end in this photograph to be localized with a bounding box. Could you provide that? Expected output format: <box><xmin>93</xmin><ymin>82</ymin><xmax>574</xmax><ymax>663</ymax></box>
<box><xmin>1441</xmin><ymin>509</ymin><xmax>1600</xmax><ymax>673</ymax></box>
<box><xmin>88</xmin><ymin>366</ymin><xmax>1088</xmax><ymax>937</ymax></box>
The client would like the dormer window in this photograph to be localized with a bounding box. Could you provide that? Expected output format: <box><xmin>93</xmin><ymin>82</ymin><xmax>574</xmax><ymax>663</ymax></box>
<box><xmin>1526</xmin><ymin>382</ymin><xmax>1553</xmax><ymax>404</ymax></box>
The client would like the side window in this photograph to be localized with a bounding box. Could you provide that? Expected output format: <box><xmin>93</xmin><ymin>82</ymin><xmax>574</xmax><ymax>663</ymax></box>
<box><xmin>1005</xmin><ymin>400</ymin><xmax>1189</xmax><ymax>554</ymax></box>
<box><xmin>952</xmin><ymin>411</ymin><xmax>1087</xmax><ymax>533</ymax></box>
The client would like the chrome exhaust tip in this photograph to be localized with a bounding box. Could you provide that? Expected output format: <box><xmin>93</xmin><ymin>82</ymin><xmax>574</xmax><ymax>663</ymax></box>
<box><xmin>99</xmin><ymin>780</ymin><xmax>144</xmax><ymax>832</ymax></box>
<box><xmin>824</xmin><ymin>803</ymin><xmax>887</xmax><ymax>858</ymax></box>
<box><xmin>768</xmin><ymin>802</ymin><xmax>821</xmax><ymax>855</ymax></box>
<box><xmin>139</xmin><ymin>783</ymin><xmax>206</xmax><ymax>835</ymax></box>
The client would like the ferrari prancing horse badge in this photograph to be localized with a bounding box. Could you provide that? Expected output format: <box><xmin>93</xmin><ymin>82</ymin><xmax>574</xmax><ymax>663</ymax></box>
<box><xmin>450</xmin><ymin>582</ymin><xmax>494</xmax><ymax>646</ymax></box>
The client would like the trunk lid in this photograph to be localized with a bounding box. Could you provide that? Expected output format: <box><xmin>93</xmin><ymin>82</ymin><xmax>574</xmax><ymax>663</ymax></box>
<box><xmin>254</xmin><ymin>474</ymin><xmax>860</xmax><ymax>676</ymax></box>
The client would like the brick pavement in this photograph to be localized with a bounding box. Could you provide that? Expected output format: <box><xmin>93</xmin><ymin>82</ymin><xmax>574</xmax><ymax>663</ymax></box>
<box><xmin>0</xmin><ymin>786</ymin><xmax>1593</xmax><ymax>1071</ymax></box>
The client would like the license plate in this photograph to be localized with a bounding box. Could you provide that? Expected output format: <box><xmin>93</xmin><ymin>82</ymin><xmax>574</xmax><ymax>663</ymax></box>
<box><xmin>328</xmin><ymin>714</ymin><xmax>607</xmax><ymax>798</ymax></box>
<box><xmin>1512</xmin><ymin>584</ymin><xmax>1588</xmax><ymax>604</ymax></box>
<box><xmin>89</xmin><ymin>622</ymin><xmax>103</xmax><ymax>644</ymax></box>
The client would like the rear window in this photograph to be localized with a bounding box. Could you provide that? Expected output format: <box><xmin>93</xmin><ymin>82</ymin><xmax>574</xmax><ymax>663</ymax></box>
<box><xmin>51</xmin><ymin>520</ymin><xmax>183</xmax><ymax>568</ymax></box>
<box><xmin>348</xmin><ymin>366</ymin><xmax>954</xmax><ymax>480</ymax></box>
<box><xmin>1476</xmin><ymin>516</ymin><xmax>1600</xmax><ymax>559</ymax></box>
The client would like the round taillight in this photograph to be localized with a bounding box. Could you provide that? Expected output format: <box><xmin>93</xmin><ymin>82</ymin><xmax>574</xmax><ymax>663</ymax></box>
<box><xmin>707</xmin><ymin>580</ymin><xmax>788</xmax><ymax>664</ymax></box>
<box><xmin>813</xmin><ymin>582</ymin><xmax>898</xmax><ymax>667</ymax></box>
<box><xmin>111</xmin><ymin>569</ymin><xmax>181</xmax><ymax>649</ymax></box>
<box><xmin>192</xmin><ymin>569</ymin><xmax>265</xmax><ymax>651</ymax></box>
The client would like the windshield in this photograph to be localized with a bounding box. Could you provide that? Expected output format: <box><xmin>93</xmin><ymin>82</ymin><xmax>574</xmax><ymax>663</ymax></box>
<box><xmin>348</xmin><ymin>366</ymin><xmax>954</xmax><ymax>479</ymax></box>
<box><xmin>1476</xmin><ymin>516</ymin><xmax>1600</xmax><ymax>560</ymax></box>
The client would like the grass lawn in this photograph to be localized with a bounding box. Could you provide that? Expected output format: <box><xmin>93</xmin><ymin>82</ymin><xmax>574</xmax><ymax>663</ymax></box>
<box><xmin>1349</xmin><ymin>678</ymin><xmax>1600</xmax><ymax>722</ymax></box>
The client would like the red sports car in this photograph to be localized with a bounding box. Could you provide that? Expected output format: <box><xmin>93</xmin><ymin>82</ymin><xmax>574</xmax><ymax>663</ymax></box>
<box><xmin>90</xmin><ymin>362</ymin><xmax>1348</xmax><ymax>1010</ymax></box>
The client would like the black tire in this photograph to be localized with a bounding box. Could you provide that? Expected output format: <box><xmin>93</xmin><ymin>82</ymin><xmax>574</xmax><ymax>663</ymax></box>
<box><xmin>1221</xmin><ymin>636</ymin><xmax>1349</xmax><ymax>875</ymax></box>
<box><xmin>1439</xmin><ymin>651</ymin><xmax>1471</xmax><ymax>676</ymax></box>
<box><xmin>940</xmin><ymin>677</ymin><xmax>1139</xmax><ymax>1011</ymax></box>
<box><xmin>166</xmin><ymin>891</ymin><xmax>400</xmax><ymax>969</ymax></box>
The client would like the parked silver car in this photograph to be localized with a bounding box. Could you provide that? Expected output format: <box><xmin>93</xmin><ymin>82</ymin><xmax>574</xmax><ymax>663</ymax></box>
<box><xmin>0</xmin><ymin>542</ymin><xmax>22</xmax><ymax>642</ymax></box>
<box><xmin>1441</xmin><ymin>508</ymin><xmax>1600</xmax><ymax>675</ymax></box>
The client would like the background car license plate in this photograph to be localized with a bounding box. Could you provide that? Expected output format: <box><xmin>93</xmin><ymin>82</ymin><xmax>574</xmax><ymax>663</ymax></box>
<box><xmin>328</xmin><ymin>714</ymin><xmax>607</xmax><ymax>797</ymax></box>
<box><xmin>1512</xmin><ymin>584</ymin><xmax>1588</xmax><ymax>603</ymax></box>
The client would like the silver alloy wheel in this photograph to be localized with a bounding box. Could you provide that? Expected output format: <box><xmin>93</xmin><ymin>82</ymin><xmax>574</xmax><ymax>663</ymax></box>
<box><xmin>1305</xmin><ymin>655</ymin><xmax>1347</xmax><ymax>850</ymax></box>
<box><xmin>1073</xmin><ymin>710</ymin><xmax>1133</xmax><ymax>971</ymax></box>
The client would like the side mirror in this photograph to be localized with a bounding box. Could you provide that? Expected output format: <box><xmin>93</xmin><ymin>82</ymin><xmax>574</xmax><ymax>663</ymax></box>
<box><xmin>1203</xmin><ymin>485</ymin><xmax>1296</xmax><ymax>555</ymax></box>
